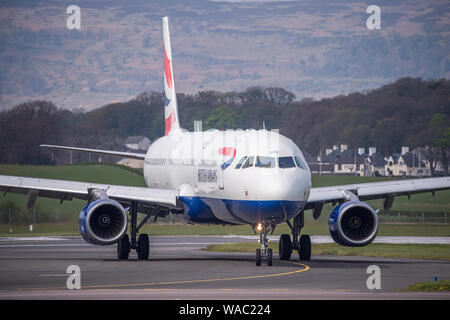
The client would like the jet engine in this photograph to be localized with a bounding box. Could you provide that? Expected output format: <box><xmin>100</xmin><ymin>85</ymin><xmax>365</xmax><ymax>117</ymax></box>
<box><xmin>78</xmin><ymin>198</ymin><xmax>128</xmax><ymax>245</ymax></box>
<box><xmin>328</xmin><ymin>201</ymin><xmax>378</xmax><ymax>247</ymax></box>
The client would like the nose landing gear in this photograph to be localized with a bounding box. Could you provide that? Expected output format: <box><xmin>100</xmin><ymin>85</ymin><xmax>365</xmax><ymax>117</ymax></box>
<box><xmin>253</xmin><ymin>221</ymin><xmax>274</xmax><ymax>266</ymax></box>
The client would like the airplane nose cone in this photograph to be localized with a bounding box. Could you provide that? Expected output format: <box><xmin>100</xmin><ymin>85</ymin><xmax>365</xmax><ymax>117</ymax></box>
<box><xmin>257</xmin><ymin>169</ymin><xmax>310</xmax><ymax>201</ymax></box>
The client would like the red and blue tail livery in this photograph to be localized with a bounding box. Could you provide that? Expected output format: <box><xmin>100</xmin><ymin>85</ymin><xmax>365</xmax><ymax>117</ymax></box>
<box><xmin>162</xmin><ymin>16</ymin><xmax>180</xmax><ymax>136</ymax></box>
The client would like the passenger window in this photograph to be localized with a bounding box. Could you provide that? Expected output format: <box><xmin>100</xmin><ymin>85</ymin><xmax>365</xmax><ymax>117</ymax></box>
<box><xmin>278</xmin><ymin>156</ymin><xmax>295</xmax><ymax>168</ymax></box>
<box><xmin>255</xmin><ymin>156</ymin><xmax>275</xmax><ymax>168</ymax></box>
<box><xmin>241</xmin><ymin>156</ymin><xmax>254</xmax><ymax>169</ymax></box>
<box><xmin>235</xmin><ymin>157</ymin><xmax>247</xmax><ymax>169</ymax></box>
<box><xmin>294</xmin><ymin>156</ymin><xmax>307</xmax><ymax>170</ymax></box>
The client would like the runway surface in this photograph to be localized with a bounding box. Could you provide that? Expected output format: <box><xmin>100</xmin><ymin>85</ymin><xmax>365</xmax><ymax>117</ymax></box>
<box><xmin>0</xmin><ymin>235</ymin><xmax>449</xmax><ymax>300</ymax></box>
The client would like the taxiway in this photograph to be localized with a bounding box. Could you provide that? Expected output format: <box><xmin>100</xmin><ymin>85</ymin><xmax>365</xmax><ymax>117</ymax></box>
<box><xmin>0</xmin><ymin>236</ymin><xmax>449</xmax><ymax>299</ymax></box>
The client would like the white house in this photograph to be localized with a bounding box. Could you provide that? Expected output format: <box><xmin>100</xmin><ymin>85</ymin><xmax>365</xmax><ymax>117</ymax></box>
<box><xmin>333</xmin><ymin>149</ymin><xmax>365</xmax><ymax>176</ymax></box>
<box><xmin>124</xmin><ymin>136</ymin><xmax>151</xmax><ymax>151</ymax></box>
<box><xmin>320</xmin><ymin>147</ymin><xmax>365</xmax><ymax>176</ymax></box>
<box><xmin>385</xmin><ymin>148</ymin><xmax>431</xmax><ymax>177</ymax></box>
<box><xmin>366</xmin><ymin>152</ymin><xmax>388</xmax><ymax>176</ymax></box>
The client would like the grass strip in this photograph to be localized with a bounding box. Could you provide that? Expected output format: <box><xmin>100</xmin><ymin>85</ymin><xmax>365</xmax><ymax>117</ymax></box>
<box><xmin>404</xmin><ymin>280</ymin><xmax>450</xmax><ymax>292</ymax></box>
<box><xmin>2</xmin><ymin>222</ymin><xmax>450</xmax><ymax>237</ymax></box>
<box><xmin>204</xmin><ymin>242</ymin><xmax>450</xmax><ymax>261</ymax></box>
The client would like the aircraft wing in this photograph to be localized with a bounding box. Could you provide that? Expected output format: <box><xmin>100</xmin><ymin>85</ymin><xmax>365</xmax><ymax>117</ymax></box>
<box><xmin>305</xmin><ymin>176</ymin><xmax>450</xmax><ymax>211</ymax></box>
<box><xmin>40</xmin><ymin>144</ymin><xmax>146</xmax><ymax>160</ymax></box>
<box><xmin>0</xmin><ymin>175</ymin><xmax>179</xmax><ymax>213</ymax></box>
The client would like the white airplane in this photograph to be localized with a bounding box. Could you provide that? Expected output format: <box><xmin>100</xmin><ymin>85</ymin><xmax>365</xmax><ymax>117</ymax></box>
<box><xmin>1</xmin><ymin>17</ymin><xmax>450</xmax><ymax>266</ymax></box>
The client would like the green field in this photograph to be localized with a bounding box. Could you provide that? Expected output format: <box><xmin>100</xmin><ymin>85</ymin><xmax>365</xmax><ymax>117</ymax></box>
<box><xmin>2</xmin><ymin>220</ymin><xmax>450</xmax><ymax>237</ymax></box>
<box><xmin>312</xmin><ymin>174</ymin><xmax>450</xmax><ymax>214</ymax></box>
<box><xmin>204</xmin><ymin>242</ymin><xmax>450</xmax><ymax>261</ymax></box>
<box><xmin>0</xmin><ymin>164</ymin><xmax>450</xmax><ymax>237</ymax></box>
<box><xmin>0</xmin><ymin>164</ymin><xmax>145</xmax><ymax>226</ymax></box>
<box><xmin>0</xmin><ymin>163</ymin><xmax>145</xmax><ymax>185</ymax></box>
<box><xmin>404</xmin><ymin>280</ymin><xmax>450</xmax><ymax>292</ymax></box>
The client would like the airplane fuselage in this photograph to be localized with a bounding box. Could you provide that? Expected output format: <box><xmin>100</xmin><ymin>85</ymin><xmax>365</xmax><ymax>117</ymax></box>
<box><xmin>143</xmin><ymin>129</ymin><xmax>311</xmax><ymax>225</ymax></box>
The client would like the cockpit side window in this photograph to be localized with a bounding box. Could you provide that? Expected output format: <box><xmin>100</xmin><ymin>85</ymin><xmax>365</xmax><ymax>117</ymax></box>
<box><xmin>255</xmin><ymin>156</ymin><xmax>275</xmax><ymax>168</ymax></box>
<box><xmin>278</xmin><ymin>156</ymin><xmax>295</xmax><ymax>168</ymax></box>
<box><xmin>235</xmin><ymin>156</ymin><xmax>247</xmax><ymax>169</ymax></box>
<box><xmin>241</xmin><ymin>156</ymin><xmax>255</xmax><ymax>169</ymax></box>
<box><xmin>294</xmin><ymin>156</ymin><xmax>307</xmax><ymax>170</ymax></box>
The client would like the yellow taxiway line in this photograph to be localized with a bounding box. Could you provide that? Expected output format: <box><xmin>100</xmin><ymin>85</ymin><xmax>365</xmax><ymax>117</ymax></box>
<box><xmin>3</xmin><ymin>261</ymin><xmax>310</xmax><ymax>292</ymax></box>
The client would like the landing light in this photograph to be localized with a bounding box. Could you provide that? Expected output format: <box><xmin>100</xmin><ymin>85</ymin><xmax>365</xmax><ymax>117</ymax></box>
<box><xmin>256</xmin><ymin>223</ymin><xmax>263</xmax><ymax>232</ymax></box>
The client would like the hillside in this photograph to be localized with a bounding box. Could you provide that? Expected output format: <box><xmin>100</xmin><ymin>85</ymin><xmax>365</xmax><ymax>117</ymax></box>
<box><xmin>0</xmin><ymin>0</ymin><xmax>449</xmax><ymax>110</ymax></box>
<box><xmin>0</xmin><ymin>77</ymin><xmax>448</xmax><ymax>165</ymax></box>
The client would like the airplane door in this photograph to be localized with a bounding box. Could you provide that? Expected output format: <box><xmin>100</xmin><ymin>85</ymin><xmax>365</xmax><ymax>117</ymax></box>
<box><xmin>218</xmin><ymin>163</ymin><xmax>224</xmax><ymax>190</ymax></box>
<box><xmin>194</xmin><ymin>161</ymin><xmax>198</xmax><ymax>188</ymax></box>
<box><xmin>164</xmin><ymin>160</ymin><xmax>170</xmax><ymax>187</ymax></box>
<box><xmin>160</xmin><ymin>159</ymin><xmax>169</xmax><ymax>187</ymax></box>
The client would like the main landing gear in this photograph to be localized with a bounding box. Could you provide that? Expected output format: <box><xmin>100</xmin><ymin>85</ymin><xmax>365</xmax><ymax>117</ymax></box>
<box><xmin>253</xmin><ymin>221</ymin><xmax>274</xmax><ymax>266</ymax></box>
<box><xmin>117</xmin><ymin>201</ymin><xmax>152</xmax><ymax>260</ymax></box>
<box><xmin>279</xmin><ymin>210</ymin><xmax>311</xmax><ymax>261</ymax></box>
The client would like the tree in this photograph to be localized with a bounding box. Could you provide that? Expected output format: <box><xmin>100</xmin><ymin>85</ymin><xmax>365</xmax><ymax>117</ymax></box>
<box><xmin>428</xmin><ymin>113</ymin><xmax>450</xmax><ymax>175</ymax></box>
<box><xmin>263</xmin><ymin>87</ymin><xmax>295</xmax><ymax>105</ymax></box>
<box><xmin>423</xmin><ymin>146</ymin><xmax>441</xmax><ymax>176</ymax></box>
<box><xmin>204</xmin><ymin>106</ymin><xmax>240</xmax><ymax>130</ymax></box>
<box><xmin>0</xmin><ymin>101</ymin><xmax>62</xmax><ymax>164</ymax></box>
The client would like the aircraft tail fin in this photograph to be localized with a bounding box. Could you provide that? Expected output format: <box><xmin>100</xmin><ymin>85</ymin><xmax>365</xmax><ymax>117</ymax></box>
<box><xmin>162</xmin><ymin>16</ymin><xmax>180</xmax><ymax>136</ymax></box>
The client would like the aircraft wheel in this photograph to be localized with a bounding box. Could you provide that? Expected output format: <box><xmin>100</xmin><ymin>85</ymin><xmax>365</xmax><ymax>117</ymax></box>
<box><xmin>279</xmin><ymin>234</ymin><xmax>292</xmax><ymax>260</ymax></box>
<box><xmin>299</xmin><ymin>234</ymin><xmax>311</xmax><ymax>261</ymax></box>
<box><xmin>117</xmin><ymin>234</ymin><xmax>130</xmax><ymax>260</ymax></box>
<box><xmin>267</xmin><ymin>248</ymin><xmax>273</xmax><ymax>266</ymax></box>
<box><xmin>256</xmin><ymin>249</ymin><xmax>262</xmax><ymax>266</ymax></box>
<box><xmin>137</xmin><ymin>234</ymin><xmax>150</xmax><ymax>260</ymax></box>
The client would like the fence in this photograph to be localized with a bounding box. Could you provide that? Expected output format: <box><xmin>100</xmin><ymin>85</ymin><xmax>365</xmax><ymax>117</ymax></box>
<box><xmin>377</xmin><ymin>211</ymin><xmax>449</xmax><ymax>224</ymax></box>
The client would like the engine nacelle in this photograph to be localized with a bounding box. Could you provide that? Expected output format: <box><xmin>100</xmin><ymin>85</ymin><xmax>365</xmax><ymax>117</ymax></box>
<box><xmin>78</xmin><ymin>198</ymin><xmax>128</xmax><ymax>245</ymax></box>
<box><xmin>328</xmin><ymin>201</ymin><xmax>378</xmax><ymax>247</ymax></box>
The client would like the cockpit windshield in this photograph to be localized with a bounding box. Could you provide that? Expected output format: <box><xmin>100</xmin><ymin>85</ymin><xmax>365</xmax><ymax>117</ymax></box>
<box><xmin>294</xmin><ymin>156</ymin><xmax>308</xmax><ymax>170</ymax></box>
<box><xmin>255</xmin><ymin>156</ymin><xmax>275</xmax><ymax>168</ymax></box>
<box><xmin>278</xmin><ymin>156</ymin><xmax>296</xmax><ymax>168</ymax></box>
<box><xmin>235</xmin><ymin>155</ymin><xmax>305</xmax><ymax>169</ymax></box>
<box><xmin>235</xmin><ymin>156</ymin><xmax>247</xmax><ymax>169</ymax></box>
<box><xmin>241</xmin><ymin>156</ymin><xmax>254</xmax><ymax>169</ymax></box>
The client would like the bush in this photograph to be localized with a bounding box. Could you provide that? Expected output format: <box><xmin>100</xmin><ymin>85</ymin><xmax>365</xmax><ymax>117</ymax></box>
<box><xmin>0</xmin><ymin>200</ymin><xmax>22</xmax><ymax>224</ymax></box>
